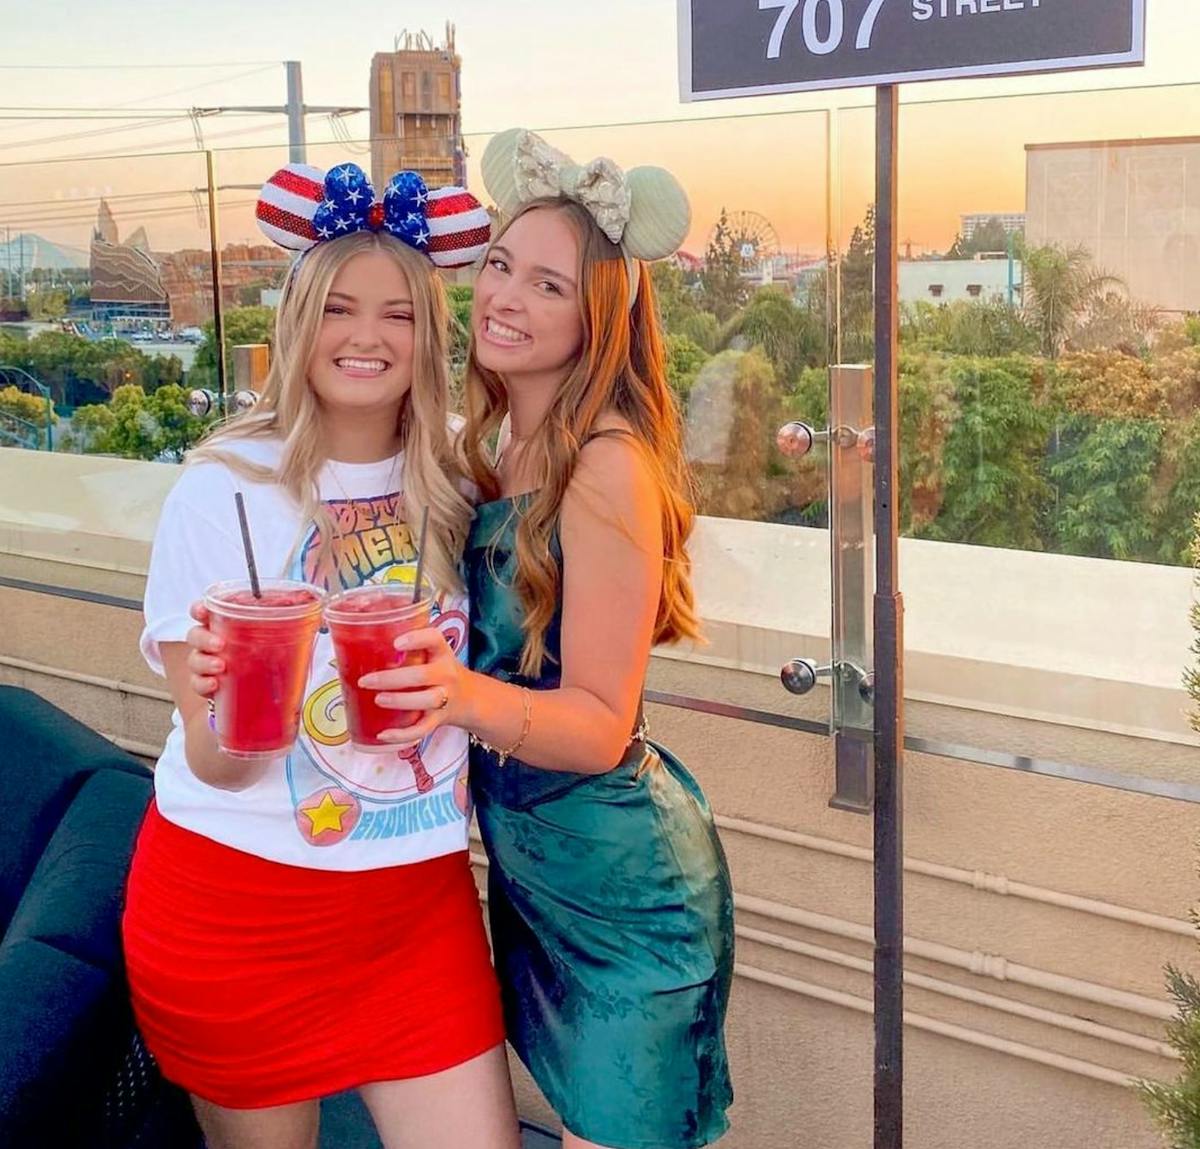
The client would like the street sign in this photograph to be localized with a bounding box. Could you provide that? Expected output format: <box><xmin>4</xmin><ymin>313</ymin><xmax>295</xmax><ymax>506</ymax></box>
<box><xmin>679</xmin><ymin>0</ymin><xmax>1146</xmax><ymax>100</ymax></box>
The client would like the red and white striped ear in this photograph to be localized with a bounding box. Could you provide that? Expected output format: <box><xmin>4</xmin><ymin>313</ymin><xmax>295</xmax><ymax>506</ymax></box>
<box><xmin>255</xmin><ymin>163</ymin><xmax>327</xmax><ymax>251</ymax></box>
<box><xmin>425</xmin><ymin>186</ymin><xmax>492</xmax><ymax>269</ymax></box>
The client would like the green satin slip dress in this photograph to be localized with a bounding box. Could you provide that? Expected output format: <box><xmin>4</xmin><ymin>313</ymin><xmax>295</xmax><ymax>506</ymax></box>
<box><xmin>467</xmin><ymin>495</ymin><xmax>734</xmax><ymax>1149</ymax></box>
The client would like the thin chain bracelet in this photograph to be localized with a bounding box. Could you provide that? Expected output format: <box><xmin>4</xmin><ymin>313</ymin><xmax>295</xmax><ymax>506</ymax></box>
<box><xmin>470</xmin><ymin>685</ymin><xmax>533</xmax><ymax>768</ymax></box>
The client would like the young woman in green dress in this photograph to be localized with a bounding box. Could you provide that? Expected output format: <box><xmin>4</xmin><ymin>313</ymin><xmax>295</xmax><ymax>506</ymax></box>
<box><xmin>360</xmin><ymin>129</ymin><xmax>734</xmax><ymax>1149</ymax></box>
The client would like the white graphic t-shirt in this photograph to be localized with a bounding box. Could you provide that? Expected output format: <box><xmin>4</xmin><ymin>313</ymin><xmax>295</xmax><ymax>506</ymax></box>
<box><xmin>141</xmin><ymin>437</ymin><xmax>472</xmax><ymax>870</ymax></box>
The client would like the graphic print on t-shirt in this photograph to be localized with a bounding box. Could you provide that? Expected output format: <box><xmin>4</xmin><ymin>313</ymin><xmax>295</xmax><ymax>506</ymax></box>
<box><xmin>285</xmin><ymin>494</ymin><xmax>472</xmax><ymax>850</ymax></box>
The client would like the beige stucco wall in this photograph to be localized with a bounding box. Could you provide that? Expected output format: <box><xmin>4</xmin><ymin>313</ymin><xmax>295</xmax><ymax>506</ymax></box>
<box><xmin>2</xmin><ymin>447</ymin><xmax>1196</xmax><ymax>1149</ymax></box>
<box><xmin>1026</xmin><ymin>138</ymin><xmax>1200</xmax><ymax>315</ymax></box>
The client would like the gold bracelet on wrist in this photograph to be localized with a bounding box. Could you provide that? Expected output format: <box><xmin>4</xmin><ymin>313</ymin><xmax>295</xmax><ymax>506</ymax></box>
<box><xmin>470</xmin><ymin>685</ymin><xmax>532</xmax><ymax>768</ymax></box>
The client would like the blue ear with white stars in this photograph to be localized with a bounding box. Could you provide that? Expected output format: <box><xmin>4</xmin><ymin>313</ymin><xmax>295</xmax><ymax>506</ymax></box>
<box><xmin>380</xmin><ymin>171</ymin><xmax>432</xmax><ymax>250</ymax></box>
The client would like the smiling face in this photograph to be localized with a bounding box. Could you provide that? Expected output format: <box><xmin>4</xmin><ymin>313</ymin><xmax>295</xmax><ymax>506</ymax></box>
<box><xmin>471</xmin><ymin>206</ymin><xmax>585</xmax><ymax>388</ymax></box>
<box><xmin>307</xmin><ymin>249</ymin><xmax>416</xmax><ymax>415</ymax></box>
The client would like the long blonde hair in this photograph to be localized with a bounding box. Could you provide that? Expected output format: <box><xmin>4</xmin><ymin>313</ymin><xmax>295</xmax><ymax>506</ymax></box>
<box><xmin>191</xmin><ymin>230</ymin><xmax>471</xmax><ymax>594</ymax></box>
<box><xmin>463</xmin><ymin>200</ymin><xmax>700</xmax><ymax>675</ymax></box>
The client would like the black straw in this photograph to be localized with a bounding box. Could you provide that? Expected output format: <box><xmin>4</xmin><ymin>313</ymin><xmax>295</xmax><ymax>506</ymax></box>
<box><xmin>411</xmin><ymin>506</ymin><xmax>430</xmax><ymax>604</ymax></box>
<box><xmin>234</xmin><ymin>492</ymin><xmax>262</xmax><ymax>599</ymax></box>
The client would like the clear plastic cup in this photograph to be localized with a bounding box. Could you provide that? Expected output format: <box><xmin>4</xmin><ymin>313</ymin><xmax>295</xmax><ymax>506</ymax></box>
<box><xmin>204</xmin><ymin>579</ymin><xmax>325</xmax><ymax>760</ymax></box>
<box><xmin>324</xmin><ymin>585</ymin><xmax>434</xmax><ymax>754</ymax></box>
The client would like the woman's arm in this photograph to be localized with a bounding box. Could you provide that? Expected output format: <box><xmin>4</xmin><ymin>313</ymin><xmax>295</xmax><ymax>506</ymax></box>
<box><xmin>369</xmin><ymin>433</ymin><xmax>665</xmax><ymax>774</ymax></box>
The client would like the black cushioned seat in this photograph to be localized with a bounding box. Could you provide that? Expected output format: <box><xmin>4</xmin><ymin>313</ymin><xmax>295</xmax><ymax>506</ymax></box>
<box><xmin>0</xmin><ymin>686</ymin><xmax>200</xmax><ymax>1149</ymax></box>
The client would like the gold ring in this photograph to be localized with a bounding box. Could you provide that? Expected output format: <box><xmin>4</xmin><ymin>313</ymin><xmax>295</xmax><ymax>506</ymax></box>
<box><xmin>436</xmin><ymin>688</ymin><xmax>449</xmax><ymax>710</ymax></box>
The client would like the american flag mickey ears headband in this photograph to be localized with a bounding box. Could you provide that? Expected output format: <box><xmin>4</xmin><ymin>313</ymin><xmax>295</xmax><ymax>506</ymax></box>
<box><xmin>256</xmin><ymin>162</ymin><xmax>491</xmax><ymax>270</ymax></box>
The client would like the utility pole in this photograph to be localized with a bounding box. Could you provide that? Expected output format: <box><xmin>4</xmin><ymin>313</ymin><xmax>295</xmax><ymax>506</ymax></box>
<box><xmin>2</xmin><ymin>225</ymin><xmax>10</xmax><ymax>303</ymax></box>
<box><xmin>196</xmin><ymin>61</ymin><xmax>365</xmax><ymax>165</ymax></box>
<box><xmin>285</xmin><ymin>61</ymin><xmax>306</xmax><ymax>164</ymax></box>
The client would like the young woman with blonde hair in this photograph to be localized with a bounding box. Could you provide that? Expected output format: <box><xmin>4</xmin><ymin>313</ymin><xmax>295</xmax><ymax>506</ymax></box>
<box><xmin>122</xmin><ymin>163</ymin><xmax>519</xmax><ymax>1149</ymax></box>
<box><xmin>361</xmin><ymin>132</ymin><xmax>735</xmax><ymax>1148</ymax></box>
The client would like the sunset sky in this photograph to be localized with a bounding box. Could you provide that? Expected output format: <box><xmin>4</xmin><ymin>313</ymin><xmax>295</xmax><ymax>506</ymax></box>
<box><xmin>1</xmin><ymin>0</ymin><xmax>1197</xmax><ymax>257</ymax></box>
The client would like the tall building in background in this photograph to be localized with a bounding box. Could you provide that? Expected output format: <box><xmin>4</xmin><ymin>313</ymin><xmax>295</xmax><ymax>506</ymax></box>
<box><xmin>960</xmin><ymin>213</ymin><xmax>1026</xmax><ymax>242</ymax></box>
<box><xmin>89</xmin><ymin>200</ymin><xmax>170</xmax><ymax>325</ymax></box>
<box><xmin>370</xmin><ymin>25</ymin><xmax>465</xmax><ymax>192</ymax></box>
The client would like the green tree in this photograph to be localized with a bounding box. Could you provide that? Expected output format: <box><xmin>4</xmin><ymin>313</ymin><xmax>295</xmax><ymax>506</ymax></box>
<box><xmin>27</xmin><ymin>289</ymin><xmax>69</xmax><ymax>322</ymax></box>
<box><xmin>191</xmin><ymin>306</ymin><xmax>276</xmax><ymax>389</ymax></box>
<box><xmin>700</xmin><ymin>210</ymin><xmax>751</xmax><ymax>323</ymax></box>
<box><xmin>918</xmin><ymin>356</ymin><xmax>1055</xmax><ymax>551</ymax></box>
<box><xmin>1048</xmin><ymin>416</ymin><xmax>1164</xmax><ymax>561</ymax></box>
<box><xmin>58</xmin><ymin>381</ymin><xmax>211</xmax><ymax>458</ymax></box>
<box><xmin>1157</xmin><ymin>416</ymin><xmax>1200</xmax><ymax>566</ymax></box>
<box><xmin>14</xmin><ymin>330</ymin><xmax>147</xmax><ymax>406</ymax></box>
<box><xmin>722</xmin><ymin>287</ymin><xmax>824</xmax><ymax>388</ymax></box>
<box><xmin>650</xmin><ymin>261</ymin><xmax>700</xmax><ymax>333</ymax></box>
<box><xmin>896</xmin><ymin>353</ymin><xmax>960</xmax><ymax>533</ymax></box>
<box><xmin>101</xmin><ymin>384</ymin><xmax>163</xmax><ymax>460</ymax></box>
<box><xmin>665</xmin><ymin>334</ymin><xmax>709</xmax><ymax>408</ymax></box>
<box><xmin>901</xmin><ymin>300</ymin><xmax>1038</xmax><ymax>358</ymax></box>
<box><xmin>839</xmin><ymin>204</ymin><xmax>876</xmax><ymax>363</ymax></box>
<box><xmin>0</xmin><ymin>385</ymin><xmax>56</xmax><ymax>426</ymax></box>
<box><xmin>1138</xmin><ymin>783</ymin><xmax>1200</xmax><ymax>1141</ymax></box>
<box><xmin>150</xmin><ymin>383</ymin><xmax>208</xmax><ymax>461</ymax></box>
<box><xmin>1021</xmin><ymin>242</ymin><xmax>1121</xmax><ymax>358</ymax></box>
<box><xmin>446</xmin><ymin>284</ymin><xmax>473</xmax><ymax>381</ymax></box>
<box><xmin>679</xmin><ymin>311</ymin><xmax>720</xmax><ymax>354</ymax></box>
<box><xmin>62</xmin><ymin>402</ymin><xmax>116</xmax><ymax>454</ymax></box>
<box><xmin>141</xmin><ymin>354</ymin><xmax>185</xmax><ymax>394</ymax></box>
<box><xmin>1068</xmin><ymin>289</ymin><xmax>1161</xmax><ymax>355</ymax></box>
<box><xmin>685</xmin><ymin>348</ymin><xmax>786</xmax><ymax>520</ymax></box>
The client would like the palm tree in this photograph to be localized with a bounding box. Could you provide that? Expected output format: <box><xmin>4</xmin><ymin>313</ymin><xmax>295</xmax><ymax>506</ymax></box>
<box><xmin>1020</xmin><ymin>242</ymin><xmax>1122</xmax><ymax>358</ymax></box>
<box><xmin>719</xmin><ymin>287</ymin><xmax>825</xmax><ymax>385</ymax></box>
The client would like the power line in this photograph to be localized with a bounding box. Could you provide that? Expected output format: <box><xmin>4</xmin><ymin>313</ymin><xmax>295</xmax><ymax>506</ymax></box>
<box><xmin>0</xmin><ymin>115</ymin><xmax>196</xmax><ymax>151</ymax></box>
<box><xmin>0</xmin><ymin>106</ymin><xmax>195</xmax><ymax>114</ymax></box>
<box><xmin>0</xmin><ymin>198</ymin><xmax>259</xmax><ymax>230</ymax></box>
<box><xmin>0</xmin><ymin>114</ymin><xmax>194</xmax><ymax>121</ymax></box>
<box><xmin>0</xmin><ymin>61</ymin><xmax>278</xmax><ymax>70</ymax></box>
<box><xmin>0</xmin><ymin>189</ymin><xmax>198</xmax><ymax>211</ymax></box>
<box><xmin>0</xmin><ymin>106</ymin><xmax>366</xmax><ymax>118</ymax></box>
<box><xmin>0</xmin><ymin>116</ymin><xmax>392</xmax><ymax>168</ymax></box>
<box><xmin>113</xmin><ymin>65</ymin><xmax>280</xmax><ymax>108</ymax></box>
<box><xmin>0</xmin><ymin>115</ymin><xmax>289</xmax><ymax>157</ymax></box>
<box><xmin>0</xmin><ymin>123</ymin><xmax>282</xmax><ymax>169</ymax></box>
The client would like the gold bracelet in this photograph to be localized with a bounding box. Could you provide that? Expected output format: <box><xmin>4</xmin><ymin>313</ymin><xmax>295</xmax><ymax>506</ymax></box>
<box><xmin>471</xmin><ymin>685</ymin><xmax>533</xmax><ymax>768</ymax></box>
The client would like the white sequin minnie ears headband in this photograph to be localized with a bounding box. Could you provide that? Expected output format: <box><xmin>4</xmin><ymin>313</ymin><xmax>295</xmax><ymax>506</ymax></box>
<box><xmin>481</xmin><ymin>128</ymin><xmax>692</xmax><ymax>301</ymax></box>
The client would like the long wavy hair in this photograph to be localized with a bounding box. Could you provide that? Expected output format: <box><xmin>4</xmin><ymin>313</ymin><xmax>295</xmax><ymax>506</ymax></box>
<box><xmin>190</xmin><ymin>229</ymin><xmax>471</xmax><ymax>594</ymax></box>
<box><xmin>463</xmin><ymin>199</ymin><xmax>700</xmax><ymax>676</ymax></box>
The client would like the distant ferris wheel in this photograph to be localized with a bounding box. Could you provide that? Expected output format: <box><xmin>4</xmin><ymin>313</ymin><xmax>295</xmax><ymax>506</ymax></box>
<box><xmin>709</xmin><ymin>210</ymin><xmax>781</xmax><ymax>270</ymax></box>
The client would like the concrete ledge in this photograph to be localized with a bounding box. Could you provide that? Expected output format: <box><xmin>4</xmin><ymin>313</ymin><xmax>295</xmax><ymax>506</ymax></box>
<box><xmin>3</xmin><ymin>449</ymin><xmax>1196</xmax><ymax>745</ymax></box>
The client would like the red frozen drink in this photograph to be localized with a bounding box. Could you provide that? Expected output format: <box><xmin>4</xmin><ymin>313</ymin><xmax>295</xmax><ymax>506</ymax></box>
<box><xmin>325</xmin><ymin>585</ymin><xmax>433</xmax><ymax>753</ymax></box>
<box><xmin>204</xmin><ymin>579</ymin><xmax>324</xmax><ymax>760</ymax></box>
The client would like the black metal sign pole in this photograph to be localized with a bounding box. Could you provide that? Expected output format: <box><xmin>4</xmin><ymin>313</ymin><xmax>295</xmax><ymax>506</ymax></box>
<box><xmin>872</xmin><ymin>81</ymin><xmax>905</xmax><ymax>1149</ymax></box>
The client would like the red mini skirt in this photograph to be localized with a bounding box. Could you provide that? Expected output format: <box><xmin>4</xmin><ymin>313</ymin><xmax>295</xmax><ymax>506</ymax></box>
<box><xmin>121</xmin><ymin>803</ymin><xmax>505</xmax><ymax>1109</ymax></box>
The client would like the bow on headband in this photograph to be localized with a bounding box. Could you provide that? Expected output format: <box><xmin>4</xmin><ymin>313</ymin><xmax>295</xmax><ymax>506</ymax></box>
<box><xmin>256</xmin><ymin>162</ymin><xmax>491</xmax><ymax>269</ymax></box>
<box><xmin>314</xmin><ymin>164</ymin><xmax>432</xmax><ymax>248</ymax></box>
<box><xmin>481</xmin><ymin>129</ymin><xmax>691</xmax><ymax>263</ymax></box>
